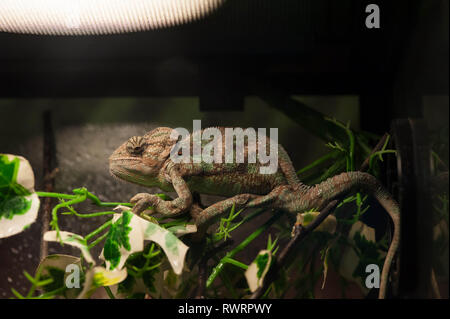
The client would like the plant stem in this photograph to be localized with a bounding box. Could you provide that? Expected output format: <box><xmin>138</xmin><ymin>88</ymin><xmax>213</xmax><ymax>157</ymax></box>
<box><xmin>36</xmin><ymin>191</ymin><xmax>76</xmax><ymax>200</ymax></box>
<box><xmin>222</xmin><ymin>257</ymin><xmax>249</xmax><ymax>270</ymax></box>
<box><xmin>104</xmin><ymin>286</ymin><xmax>116</xmax><ymax>299</ymax></box>
<box><xmin>324</xmin><ymin>118</ymin><xmax>355</xmax><ymax>171</ymax></box>
<box><xmin>368</xmin><ymin>150</ymin><xmax>397</xmax><ymax>169</ymax></box>
<box><xmin>297</xmin><ymin>150</ymin><xmax>339</xmax><ymax>175</ymax></box>
<box><xmin>88</xmin><ymin>232</ymin><xmax>109</xmax><ymax>249</ymax></box>
<box><xmin>50</xmin><ymin>195</ymin><xmax>87</xmax><ymax>240</ymax></box>
<box><xmin>85</xmin><ymin>219</ymin><xmax>113</xmax><ymax>242</ymax></box>
<box><xmin>62</xmin><ymin>210</ymin><xmax>117</xmax><ymax>218</ymax></box>
<box><xmin>207</xmin><ymin>212</ymin><xmax>283</xmax><ymax>288</ymax></box>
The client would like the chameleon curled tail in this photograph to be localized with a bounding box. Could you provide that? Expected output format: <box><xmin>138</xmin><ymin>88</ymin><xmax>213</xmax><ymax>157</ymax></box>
<box><xmin>307</xmin><ymin>171</ymin><xmax>400</xmax><ymax>299</ymax></box>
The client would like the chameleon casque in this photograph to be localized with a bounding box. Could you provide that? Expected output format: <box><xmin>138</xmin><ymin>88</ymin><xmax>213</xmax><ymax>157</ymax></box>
<box><xmin>109</xmin><ymin>127</ymin><xmax>400</xmax><ymax>299</ymax></box>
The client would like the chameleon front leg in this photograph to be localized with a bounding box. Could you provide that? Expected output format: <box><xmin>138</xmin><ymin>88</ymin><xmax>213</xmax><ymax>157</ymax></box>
<box><xmin>131</xmin><ymin>168</ymin><xmax>193</xmax><ymax>217</ymax></box>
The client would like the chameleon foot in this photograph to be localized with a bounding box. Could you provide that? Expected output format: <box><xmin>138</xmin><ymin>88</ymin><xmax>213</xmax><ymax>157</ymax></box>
<box><xmin>130</xmin><ymin>193</ymin><xmax>162</xmax><ymax>215</ymax></box>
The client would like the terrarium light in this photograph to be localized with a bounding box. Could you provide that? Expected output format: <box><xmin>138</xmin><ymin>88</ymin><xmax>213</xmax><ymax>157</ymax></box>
<box><xmin>0</xmin><ymin>0</ymin><xmax>225</xmax><ymax>35</ymax></box>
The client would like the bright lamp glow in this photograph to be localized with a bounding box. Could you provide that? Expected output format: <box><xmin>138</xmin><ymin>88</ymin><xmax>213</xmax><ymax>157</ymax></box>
<box><xmin>0</xmin><ymin>0</ymin><xmax>224</xmax><ymax>35</ymax></box>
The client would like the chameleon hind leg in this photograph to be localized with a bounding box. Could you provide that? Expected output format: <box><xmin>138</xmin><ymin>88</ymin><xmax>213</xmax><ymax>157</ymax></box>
<box><xmin>190</xmin><ymin>192</ymin><xmax>278</xmax><ymax>242</ymax></box>
<box><xmin>193</xmin><ymin>188</ymin><xmax>282</xmax><ymax>228</ymax></box>
<box><xmin>189</xmin><ymin>183</ymin><xmax>308</xmax><ymax>242</ymax></box>
<box><xmin>194</xmin><ymin>193</ymin><xmax>275</xmax><ymax>226</ymax></box>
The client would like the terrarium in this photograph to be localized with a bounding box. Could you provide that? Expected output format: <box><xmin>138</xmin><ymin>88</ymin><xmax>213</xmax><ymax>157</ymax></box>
<box><xmin>0</xmin><ymin>0</ymin><xmax>448</xmax><ymax>302</ymax></box>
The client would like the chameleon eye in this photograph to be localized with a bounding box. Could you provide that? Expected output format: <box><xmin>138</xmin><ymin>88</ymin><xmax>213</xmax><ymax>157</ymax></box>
<box><xmin>126</xmin><ymin>136</ymin><xmax>145</xmax><ymax>156</ymax></box>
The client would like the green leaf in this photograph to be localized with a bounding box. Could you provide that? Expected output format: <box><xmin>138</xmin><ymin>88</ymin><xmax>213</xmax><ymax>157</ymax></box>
<box><xmin>40</xmin><ymin>267</ymin><xmax>66</xmax><ymax>293</ymax></box>
<box><xmin>244</xmin><ymin>249</ymin><xmax>273</xmax><ymax>293</ymax></box>
<box><xmin>117</xmin><ymin>274</ymin><xmax>136</xmax><ymax>295</ymax></box>
<box><xmin>0</xmin><ymin>196</ymin><xmax>31</xmax><ymax>219</ymax></box>
<box><xmin>123</xmin><ymin>244</ymin><xmax>162</xmax><ymax>294</ymax></box>
<box><xmin>0</xmin><ymin>155</ymin><xmax>32</xmax><ymax>220</ymax></box>
<box><xmin>104</xmin><ymin>211</ymin><xmax>133</xmax><ymax>270</ymax></box>
<box><xmin>142</xmin><ymin>268</ymin><xmax>159</xmax><ymax>293</ymax></box>
<box><xmin>255</xmin><ymin>253</ymin><xmax>269</xmax><ymax>279</ymax></box>
<box><xmin>214</xmin><ymin>204</ymin><xmax>244</xmax><ymax>242</ymax></box>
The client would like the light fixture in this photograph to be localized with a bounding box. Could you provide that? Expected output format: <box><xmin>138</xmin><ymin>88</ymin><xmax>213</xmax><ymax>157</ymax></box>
<box><xmin>0</xmin><ymin>0</ymin><xmax>225</xmax><ymax>35</ymax></box>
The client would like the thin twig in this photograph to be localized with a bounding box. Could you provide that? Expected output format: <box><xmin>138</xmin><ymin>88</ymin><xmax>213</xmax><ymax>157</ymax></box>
<box><xmin>250</xmin><ymin>200</ymin><xmax>339</xmax><ymax>299</ymax></box>
<box><xmin>359</xmin><ymin>133</ymin><xmax>389</xmax><ymax>172</ymax></box>
<box><xmin>40</xmin><ymin>110</ymin><xmax>57</xmax><ymax>261</ymax></box>
<box><xmin>195</xmin><ymin>239</ymin><xmax>234</xmax><ymax>299</ymax></box>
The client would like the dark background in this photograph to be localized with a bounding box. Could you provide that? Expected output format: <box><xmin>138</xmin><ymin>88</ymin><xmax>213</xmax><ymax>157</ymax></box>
<box><xmin>0</xmin><ymin>0</ymin><xmax>448</xmax><ymax>299</ymax></box>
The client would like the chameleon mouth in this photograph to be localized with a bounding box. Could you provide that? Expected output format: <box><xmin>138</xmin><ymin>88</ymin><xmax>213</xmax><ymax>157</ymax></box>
<box><xmin>110</xmin><ymin>156</ymin><xmax>142</xmax><ymax>163</ymax></box>
<box><xmin>109</xmin><ymin>156</ymin><xmax>141</xmax><ymax>176</ymax></box>
<box><xmin>109</xmin><ymin>164</ymin><xmax>148</xmax><ymax>186</ymax></box>
<box><xmin>109</xmin><ymin>156</ymin><xmax>157</xmax><ymax>187</ymax></box>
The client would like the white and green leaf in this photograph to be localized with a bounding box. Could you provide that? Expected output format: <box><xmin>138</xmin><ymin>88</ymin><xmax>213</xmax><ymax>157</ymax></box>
<box><xmin>100</xmin><ymin>211</ymin><xmax>141</xmax><ymax>271</ymax></box>
<box><xmin>296</xmin><ymin>211</ymin><xmax>337</xmax><ymax>234</ymax></box>
<box><xmin>143</xmin><ymin>220</ymin><xmax>189</xmax><ymax>275</ymax></box>
<box><xmin>245</xmin><ymin>249</ymin><xmax>272</xmax><ymax>293</ymax></box>
<box><xmin>77</xmin><ymin>266</ymin><xmax>127</xmax><ymax>299</ymax></box>
<box><xmin>36</xmin><ymin>254</ymin><xmax>82</xmax><ymax>298</ymax></box>
<box><xmin>44</xmin><ymin>231</ymin><xmax>94</xmax><ymax>264</ymax></box>
<box><xmin>0</xmin><ymin>154</ymin><xmax>40</xmax><ymax>238</ymax></box>
<box><xmin>101</xmin><ymin>207</ymin><xmax>190</xmax><ymax>276</ymax></box>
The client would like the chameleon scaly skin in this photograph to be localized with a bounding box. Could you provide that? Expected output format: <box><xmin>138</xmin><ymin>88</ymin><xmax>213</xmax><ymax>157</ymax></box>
<box><xmin>109</xmin><ymin>127</ymin><xmax>400</xmax><ymax>299</ymax></box>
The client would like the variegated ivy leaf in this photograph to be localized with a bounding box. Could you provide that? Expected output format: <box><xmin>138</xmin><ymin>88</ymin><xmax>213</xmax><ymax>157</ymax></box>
<box><xmin>338</xmin><ymin>221</ymin><xmax>386</xmax><ymax>293</ymax></box>
<box><xmin>93</xmin><ymin>266</ymin><xmax>128</xmax><ymax>287</ymax></box>
<box><xmin>101</xmin><ymin>208</ymin><xmax>190</xmax><ymax>275</ymax></box>
<box><xmin>77</xmin><ymin>266</ymin><xmax>127</xmax><ymax>299</ymax></box>
<box><xmin>295</xmin><ymin>211</ymin><xmax>337</xmax><ymax>234</ymax></box>
<box><xmin>245</xmin><ymin>249</ymin><xmax>272</xmax><ymax>293</ymax></box>
<box><xmin>143</xmin><ymin>222</ymin><xmax>189</xmax><ymax>275</ymax></box>
<box><xmin>167</xmin><ymin>224</ymin><xmax>197</xmax><ymax>237</ymax></box>
<box><xmin>36</xmin><ymin>254</ymin><xmax>82</xmax><ymax>298</ymax></box>
<box><xmin>44</xmin><ymin>231</ymin><xmax>94</xmax><ymax>264</ymax></box>
<box><xmin>0</xmin><ymin>154</ymin><xmax>40</xmax><ymax>238</ymax></box>
<box><xmin>101</xmin><ymin>211</ymin><xmax>143</xmax><ymax>271</ymax></box>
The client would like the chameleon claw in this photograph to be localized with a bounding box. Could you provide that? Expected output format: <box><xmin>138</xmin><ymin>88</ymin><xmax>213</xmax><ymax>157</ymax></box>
<box><xmin>130</xmin><ymin>193</ymin><xmax>161</xmax><ymax>215</ymax></box>
<box><xmin>130</xmin><ymin>193</ymin><xmax>149</xmax><ymax>204</ymax></box>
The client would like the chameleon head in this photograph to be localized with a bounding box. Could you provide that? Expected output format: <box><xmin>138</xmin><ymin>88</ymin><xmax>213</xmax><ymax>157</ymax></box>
<box><xmin>109</xmin><ymin>127</ymin><xmax>175</xmax><ymax>187</ymax></box>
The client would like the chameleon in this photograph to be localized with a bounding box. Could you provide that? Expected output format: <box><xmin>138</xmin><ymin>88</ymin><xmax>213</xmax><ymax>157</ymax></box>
<box><xmin>109</xmin><ymin>127</ymin><xmax>400</xmax><ymax>299</ymax></box>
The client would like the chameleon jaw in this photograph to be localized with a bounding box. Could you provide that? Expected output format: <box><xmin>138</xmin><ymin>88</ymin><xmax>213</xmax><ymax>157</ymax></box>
<box><xmin>109</xmin><ymin>158</ymin><xmax>161</xmax><ymax>188</ymax></box>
